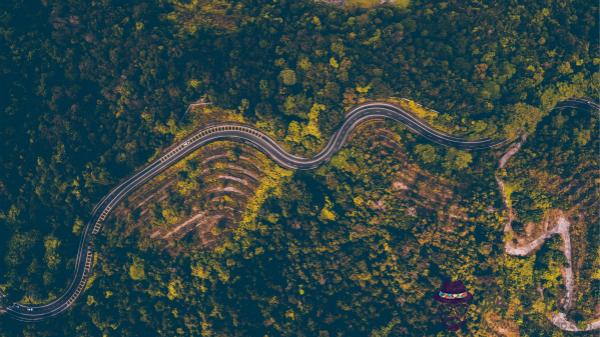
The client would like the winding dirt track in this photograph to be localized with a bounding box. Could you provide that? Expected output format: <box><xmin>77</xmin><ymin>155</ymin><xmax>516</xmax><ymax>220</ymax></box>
<box><xmin>497</xmin><ymin>98</ymin><xmax>600</xmax><ymax>332</ymax></box>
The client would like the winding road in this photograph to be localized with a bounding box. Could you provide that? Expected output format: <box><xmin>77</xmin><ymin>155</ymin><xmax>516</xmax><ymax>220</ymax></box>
<box><xmin>1</xmin><ymin>98</ymin><xmax>596</xmax><ymax>322</ymax></box>
<box><xmin>495</xmin><ymin>97</ymin><xmax>600</xmax><ymax>332</ymax></box>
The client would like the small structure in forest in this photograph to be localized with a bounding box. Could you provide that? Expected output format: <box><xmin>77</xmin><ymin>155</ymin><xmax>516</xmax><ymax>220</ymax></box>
<box><xmin>185</xmin><ymin>96</ymin><xmax>212</xmax><ymax>114</ymax></box>
<box><xmin>433</xmin><ymin>280</ymin><xmax>473</xmax><ymax>331</ymax></box>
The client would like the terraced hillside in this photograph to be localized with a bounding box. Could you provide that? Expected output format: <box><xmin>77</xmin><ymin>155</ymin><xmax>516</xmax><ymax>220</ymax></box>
<box><xmin>112</xmin><ymin>115</ymin><xmax>492</xmax><ymax>256</ymax></box>
<box><xmin>111</xmin><ymin>141</ymin><xmax>290</xmax><ymax>251</ymax></box>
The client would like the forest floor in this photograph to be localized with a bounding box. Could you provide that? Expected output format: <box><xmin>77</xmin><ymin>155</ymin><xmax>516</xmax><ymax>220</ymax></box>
<box><xmin>361</xmin><ymin>122</ymin><xmax>470</xmax><ymax>230</ymax></box>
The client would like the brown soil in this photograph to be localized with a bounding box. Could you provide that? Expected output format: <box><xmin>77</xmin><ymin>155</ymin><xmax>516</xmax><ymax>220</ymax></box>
<box><xmin>114</xmin><ymin>141</ymin><xmax>267</xmax><ymax>249</ymax></box>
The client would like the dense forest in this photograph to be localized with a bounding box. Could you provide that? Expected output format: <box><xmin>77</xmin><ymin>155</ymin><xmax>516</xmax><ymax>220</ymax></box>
<box><xmin>0</xmin><ymin>0</ymin><xmax>597</xmax><ymax>335</ymax></box>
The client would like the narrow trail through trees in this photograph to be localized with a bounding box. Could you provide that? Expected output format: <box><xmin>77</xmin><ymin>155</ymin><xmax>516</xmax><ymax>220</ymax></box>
<box><xmin>496</xmin><ymin>99</ymin><xmax>600</xmax><ymax>332</ymax></box>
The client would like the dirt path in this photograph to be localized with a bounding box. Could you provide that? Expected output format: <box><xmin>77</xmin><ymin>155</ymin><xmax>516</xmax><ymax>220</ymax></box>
<box><xmin>496</xmin><ymin>140</ymin><xmax>598</xmax><ymax>332</ymax></box>
<box><xmin>152</xmin><ymin>212</ymin><xmax>205</xmax><ymax>239</ymax></box>
<box><xmin>496</xmin><ymin>136</ymin><xmax>524</xmax><ymax>234</ymax></box>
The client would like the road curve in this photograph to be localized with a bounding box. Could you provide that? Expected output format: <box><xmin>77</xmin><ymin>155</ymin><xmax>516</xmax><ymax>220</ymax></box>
<box><xmin>1</xmin><ymin>98</ymin><xmax>595</xmax><ymax>322</ymax></box>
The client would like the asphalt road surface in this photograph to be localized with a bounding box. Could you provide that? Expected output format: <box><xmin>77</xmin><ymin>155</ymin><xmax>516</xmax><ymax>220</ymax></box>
<box><xmin>2</xmin><ymin>98</ymin><xmax>597</xmax><ymax>322</ymax></box>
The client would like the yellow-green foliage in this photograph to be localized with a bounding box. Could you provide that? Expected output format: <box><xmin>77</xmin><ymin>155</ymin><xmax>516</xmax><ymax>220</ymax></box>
<box><xmin>397</xmin><ymin>99</ymin><xmax>438</xmax><ymax>122</ymax></box>
<box><xmin>279</xmin><ymin>69</ymin><xmax>297</xmax><ymax>86</ymax></box>
<box><xmin>345</xmin><ymin>0</ymin><xmax>410</xmax><ymax>9</ymax></box>
<box><xmin>370</xmin><ymin>318</ymin><xmax>401</xmax><ymax>337</ymax></box>
<box><xmin>503</xmin><ymin>182</ymin><xmax>518</xmax><ymax>209</ymax></box>
<box><xmin>167</xmin><ymin>0</ymin><xmax>244</xmax><ymax>34</ymax></box>
<box><xmin>72</xmin><ymin>217</ymin><xmax>83</xmax><ymax>234</ymax></box>
<box><xmin>540</xmin><ymin>72</ymin><xmax>593</xmax><ymax>111</ymax></box>
<box><xmin>285</xmin><ymin>103</ymin><xmax>325</xmax><ymax>142</ymax></box>
<box><xmin>191</xmin><ymin>264</ymin><xmax>210</xmax><ymax>279</ymax></box>
<box><xmin>330</xmin><ymin>149</ymin><xmax>359</xmax><ymax>175</ymax></box>
<box><xmin>188</xmin><ymin>79</ymin><xmax>201</xmax><ymax>89</ymax></box>
<box><xmin>306</xmin><ymin>103</ymin><xmax>325</xmax><ymax>139</ymax></box>
<box><xmin>43</xmin><ymin>235</ymin><xmax>61</xmax><ymax>269</ymax></box>
<box><xmin>237</xmin><ymin>160</ymin><xmax>293</xmax><ymax>233</ymax></box>
<box><xmin>285</xmin><ymin>121</ymin><xmax>303</xmax><ymax>144</ymax></box>
<box><xmin>319</xmin><ymin>197</ymin><xmax>337</xmax><ymax>221</ymax></box>
<box><xmin>538</xmin><ymin>259</ymin><xmax>562</xmax><ymax>290</ymax></box>
<box><xmin>383</xmin><ymin>97</ymin><xmax>463</xmax><ymax>135</ymax></box>
<box><xmin>173</xmin><ymin>106</ymin><xmax>245</xmax><ymax>141</ymax></box>
<box><xmin>167</xmin><ymin>278</ymin><xmax>183</xmax><ymax>300</ymax></box>
<box><xmin>152</xmin><ymin>106</ymin><xmax>245</xmax><ymax>159</ymax></box>
<box><xmin>298</xmin><ymin>57</ymin><xmax>312</xmax><ymax>71</ymax></box>
<box><xmin>394</xmin><ymin>0</ymin><xmax>411</xmax><ymax>8</ymax></box>
<box><xmin>496</xmin><ymin>255</ymin><xmax>538</xmax><ymax>319</ymax></box>
<box><xmin>329</xmin><ymin>57</ymin><xmax>339</xmax><ymax>69</ymax></box>
<box><xmin>176</xmin><ymin>178</ymin><xmax>201</xmax><ymax>198</ymax></box>
<box><xmin>592</xmin><ymin>246</ymin><xmax>600</xmax><ymax>280</ymax></box>
<box><xmin>500</xmin><ymin>255</ymin><xmax>535</xmax><ymax>291</ymax></box>
<box><xmin>129</xmin><ymin>257</ymin><xmax>146</xmax><ymax>281</ymax></box>
<box><xmin>355</xmin><ymin>83</ymin><xmax>371</xmax><ymax>94</ymax></box>
<box><xmin>84</xmin><ymin>253</ymin><xmax>99</xmax><ymax>291</ymax></box>
<box><xmin>161</xmin><ymin>207</ymin><xmax>181</xmax><ymax>226</ymax></box>
<box><xmin>153</xmin><ymin>117</ymin><xmax>179</xmax><ymax>137</ymax></box>
<box><xmin>503</xmin><ymin>103</ymin><xmax>544</xmax><ymax>139</ymax></box>
<box><xmin>443</xmin><ymin>148</ymin><xmax>473</xmax><ymax>170</ymax></box>
<box><xmin>353</xmin><ymin>196</ymin><xmax>364</xmax><ymax>207</ymax></box>
<box><xmin>346</xmin><ymin>0</ymin><xmax>380</xmax><ymax>8</ymax></box>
